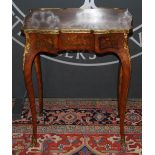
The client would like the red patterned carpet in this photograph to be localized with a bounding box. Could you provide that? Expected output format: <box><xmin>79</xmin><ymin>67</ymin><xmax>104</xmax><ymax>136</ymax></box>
<box><xmin>12</xmin><ymin>99</ymin><xmax>142</xmax><ymax>155</ymax></box>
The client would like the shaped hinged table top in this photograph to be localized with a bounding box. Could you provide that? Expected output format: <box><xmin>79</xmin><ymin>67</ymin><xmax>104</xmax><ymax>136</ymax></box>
<box><xmin>22</xmin><ymin>8</ymin><xmax>132</xmax><ymax>33</ymax></box>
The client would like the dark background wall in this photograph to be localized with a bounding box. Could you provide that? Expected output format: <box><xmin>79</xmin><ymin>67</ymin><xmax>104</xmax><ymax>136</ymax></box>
<box><xmin>12</xmin><ymin>0</ymin><xmax>142</xmax><ymax>99</ymax></box>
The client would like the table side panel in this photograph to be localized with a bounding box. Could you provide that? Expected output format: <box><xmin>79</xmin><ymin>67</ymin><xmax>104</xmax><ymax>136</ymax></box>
<box><xmin>28</xmin><ymin>33</ymin><xmax>59</xmax><ymax>53</ymax></box>
<box><xmin>95</xmin><ymin>33</ymin><xmax>125</xmax><ymax>53</ymax></box>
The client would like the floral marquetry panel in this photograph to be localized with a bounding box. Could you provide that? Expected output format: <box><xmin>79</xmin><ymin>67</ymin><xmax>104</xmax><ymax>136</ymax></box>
<box><xmin>95</xmin><ymin>33</ymin><xmax>125</xmax><ymax>53</ymax></box>
<box><xmin>59</xmin><ymin>33</ymin><xmax>95</xmax><ymax>50</ymax></box>
<box><xmin>27</xmin><ymin>33</ymin><xmax>59</xmax><ymax>53</ymax></box>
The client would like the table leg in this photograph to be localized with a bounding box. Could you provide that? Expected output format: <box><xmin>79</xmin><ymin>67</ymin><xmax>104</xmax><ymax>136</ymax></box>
<box><xmin>23</xmin><ymin>52</ymin><xmax>37</xmax><ymax>146</ymax></box>
<box><xmin>34</xmin><ymin>55</ymin><xmax>43</xmax><ymax>115</ymax></box>
<box><xmin>118</xmin><ymin>47</ymin><xmax>131</xmax><ymax>143</ymax></box>
<box><xmin>118</xmin><ymin>65</ymin><xmax>122</xmax><ymax>115</ymax></box>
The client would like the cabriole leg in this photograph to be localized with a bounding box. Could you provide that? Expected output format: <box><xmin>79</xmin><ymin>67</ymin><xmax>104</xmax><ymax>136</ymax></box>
<box><xmin>118</xmin><ymin>47</ymin><xmax>131</xmax><ymax>144</ymax></box>
<box><xmin>23</xmin><ymin>52</ymin><xmax>37</xmax><ymax>146</ymax></box>
<box><xmin>34</xmin><ymin>55</ymin><xmax>43</xmax><ymax>115</ymax></box>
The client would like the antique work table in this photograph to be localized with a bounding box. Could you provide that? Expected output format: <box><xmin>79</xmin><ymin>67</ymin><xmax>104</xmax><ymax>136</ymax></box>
<box><xmin>22</xmin><ymin>8</ymin><xmax>132</xmax><ymax>145</ymax></box>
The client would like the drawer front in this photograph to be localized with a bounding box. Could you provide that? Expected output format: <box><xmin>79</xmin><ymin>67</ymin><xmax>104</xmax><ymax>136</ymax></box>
<box><xmin>95</xmin><ymin>34</ymin><xmax>121</xmax><ymax>53</ymax></box>
<box><xmin>59</xmin><ymin>33</ymin><xmax>95</xmax><ymax>50</ymax></box>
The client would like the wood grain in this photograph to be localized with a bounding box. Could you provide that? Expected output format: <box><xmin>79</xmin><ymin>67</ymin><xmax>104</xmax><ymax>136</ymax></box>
<box><xmin>23</xmin><ymin>32</ymin><xmax>131</xmax><ymax>145</ymax></box>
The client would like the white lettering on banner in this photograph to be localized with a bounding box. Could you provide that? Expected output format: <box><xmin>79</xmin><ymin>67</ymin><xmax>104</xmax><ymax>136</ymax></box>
<box><xmin>64</xmin><ymin>53</ymin><xmax>74</xmax><ymax>59</ymax></box>
<box><xmin>130</xmin><ymin>32</ymin><xmax>142</xmax><ymax>47</ymax></box>
<box><xmin>76</xmin><ymin>53</ymin><xmax>86</xmax><ymax>60</ymax></box>
<box><xmin>12</xmin><ymin>1</ymin><xmax>142</xmax><ymax>66</ymax></box>
<box><xmin>12</xmin><ymin>6</ymin><xmax>24</xmax><ymax>47</ymax></box>
<box><xmin>12</xmin><ymin>10</ymin><xmax>23</xmax><ymax>29</ymax></box>
<box><xmin>60</xmin><ymin>52</ymin><xmax>96</xmax><ymax>60</ymax></box>
<box><xmin>89</xmin><ymin>54</ymin><xmax>96</xmax><ymax>60</ymax></box>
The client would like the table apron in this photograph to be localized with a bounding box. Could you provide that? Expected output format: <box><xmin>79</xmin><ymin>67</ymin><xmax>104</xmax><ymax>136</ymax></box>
<box><xmin>27</xmin><ymin>33</ymin><xmax>125</xmax><ymax>54</ymax></box>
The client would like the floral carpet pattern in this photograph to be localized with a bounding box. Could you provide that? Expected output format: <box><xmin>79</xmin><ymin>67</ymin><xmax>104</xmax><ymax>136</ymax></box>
<box><xmin>12</xmin><ymin>99</ymin><xmax>142</xmax><ymax>155</ymax></box>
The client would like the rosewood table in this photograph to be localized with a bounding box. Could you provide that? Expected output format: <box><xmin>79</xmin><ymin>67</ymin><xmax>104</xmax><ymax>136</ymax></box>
<box><xmin>22</xmin><ymin>8</ymin><xmax>132</xmax><ymax>146</ymax></box>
